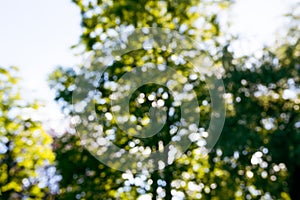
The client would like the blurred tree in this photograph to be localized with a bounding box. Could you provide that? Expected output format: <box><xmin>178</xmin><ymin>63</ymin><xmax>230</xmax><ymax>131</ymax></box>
<box><xmin>49</xmin><ymin>0</ymin><xmax>299</xmax><ymax>200</ymax></box>
<box><xmin>52</xmin><ymin>132</ymin><xmax>127</xmax><ymax>199</ymax></box>
<box><xmin>49</xmin><ymin>0</ymin><xmax>230</xmax><ymax>199</ymax></box>
<box><xmin>0</xmin><ymin>66</ymin><xmax>59</xmax><ymax>200</ymax></box>
<box><xmin>216</xmin><ymin>8</ymin><xmax>300</xmax><ymax>198</ymax></box>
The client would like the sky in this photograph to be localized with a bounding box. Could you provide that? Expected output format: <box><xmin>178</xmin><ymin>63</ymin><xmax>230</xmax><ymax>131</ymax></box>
<box><xmin>0</xmin><ymin>0</ymin><xmax>298</xmax><ymax>133</ymax></box>
<box><xmin>0</xmin><ymin>0</ymin><xmax>81</xmax><ymax>132</ymax></box>
<box><xmin>229</xmin><ymin>0</ymin><xmax>299</xmax><ymax>57</ymax></box>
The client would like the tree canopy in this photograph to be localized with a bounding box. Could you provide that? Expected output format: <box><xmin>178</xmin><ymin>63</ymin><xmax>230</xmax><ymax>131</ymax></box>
<box><xmin>0</xmin><ymin>0</ymin><xmax>298</xmax><ymax>200</ymax></box>
<box><xmin>0</xmin><ymin>66</ymin><xmax>60</xmax><ymax>199</ymax></box>
<box><xmin>49</xmin><ymin>0</ymin><xmax>300</xmax><ymax>199</ymax></box>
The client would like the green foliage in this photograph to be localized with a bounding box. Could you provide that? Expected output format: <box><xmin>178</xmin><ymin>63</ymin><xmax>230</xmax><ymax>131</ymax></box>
<box><xmin>0</xmin><ymin>66</ymin><xmax>58</xmax><ymax>200</ymax></box>
<box><xmin>53</xmin><ymin>133</ymin><xmax>125</xmax><ymax>199</ymax></box>
<box><xmin>72</xmin><ymin>0</ymin><xmax>228</xmax><ymax>51</ymax></box>
<box><xmin>49</xmin><ymin>0</ymin><xmax>300</xmax><ymax>199</ymax></box>
<box><xmin>50</xmin><ymin>0</ymin><xmax>230</xmax><ymax>199</ymax></box>
<box><xmin>217</xmin><ymin>17</ymin><xmax>299</xmax><ymax>198</ymax></box>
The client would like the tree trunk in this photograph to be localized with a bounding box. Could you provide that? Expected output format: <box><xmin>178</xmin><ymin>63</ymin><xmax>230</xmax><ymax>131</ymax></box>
<box><xmin>164</xmin><ymin>165</ymin><xmax>172</xmax><ymax>200</ymax></box>
<box><xmin>290</xmin><ymin>165</ymin><xmax>300</xmax><ymax>200</ymax></box>
<box><xmin>151</xmin><ymin>170</ymin><xmax>159</xmax><ymax>200</ymax></box>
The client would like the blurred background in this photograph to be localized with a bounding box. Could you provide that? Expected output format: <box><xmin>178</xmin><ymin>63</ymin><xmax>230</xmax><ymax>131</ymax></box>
<box><xmin>0</xmin><ymin>0</ymin><xmax>299</xmax><ymax>199</ymax></box>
